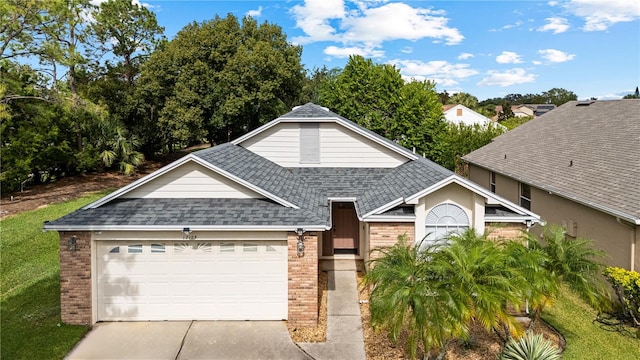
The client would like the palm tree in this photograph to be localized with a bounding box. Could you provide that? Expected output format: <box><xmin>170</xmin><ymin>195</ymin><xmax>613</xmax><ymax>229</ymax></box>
<box><xmin>502</xmin><ymin>239</ymin><xmax>558</xmax><ymax>324</ymax></box>
<box><xmin>430</xmin><ymin>229</ymin><xmax>525</xmax><ymax>342</ymax></box>
<box><xmin>527</xmin><ymin>226</ymin><xmax>610</xmax><ymax>312</ymax></box>
<box><xmin>364</xmin><ymin>235</ymin><xmax>467</xmax><ymax>359</ymax></box>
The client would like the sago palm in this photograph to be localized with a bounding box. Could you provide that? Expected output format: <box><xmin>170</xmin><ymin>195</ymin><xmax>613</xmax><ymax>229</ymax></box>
<box><xmin>364</xmin><ymin>235</ymin><xmax>467</xmax><ymax>359</ymax></box>
<box><xmin>501</xmin><ymin>332</ymin><xmax>561</xmax><ymax>360</ymax></box>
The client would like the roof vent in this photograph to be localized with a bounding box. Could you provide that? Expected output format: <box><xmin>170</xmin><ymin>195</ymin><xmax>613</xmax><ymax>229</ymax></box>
<box><xmin>576</xmin><ymin>101</ymin><xmax>595</xmax><ymax>106</ymax></box>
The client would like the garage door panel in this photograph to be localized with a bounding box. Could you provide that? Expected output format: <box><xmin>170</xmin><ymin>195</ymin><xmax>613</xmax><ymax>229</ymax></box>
<box><xmin>98</xmin><ymin>240</ymin><xmax>288</xmax><ymax>321</ymax></box>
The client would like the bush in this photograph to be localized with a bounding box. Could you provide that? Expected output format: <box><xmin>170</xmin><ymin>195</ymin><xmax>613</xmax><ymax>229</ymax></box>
<box><xmin>501</xmin><ymin>332</ymin><xmax>561</xmax><ymax>360</ymax></box>
<box><xmin>604</xmin><ymin>267</ymin><xmax>640</xmax><ymax>327</ymax></box>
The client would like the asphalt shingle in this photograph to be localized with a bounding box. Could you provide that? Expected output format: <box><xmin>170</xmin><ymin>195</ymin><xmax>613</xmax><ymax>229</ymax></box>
<box><xmin>464</xmin><ymin>100</ymin><xmax>640</xmax><ymax>222</ymax></box>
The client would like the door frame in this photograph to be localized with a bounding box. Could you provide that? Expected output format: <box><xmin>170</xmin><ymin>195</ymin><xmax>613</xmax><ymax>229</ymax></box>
<box><xmin>322</xmin><ymin>200</ymin><xmax>362</xmax><ymax>257</ymax></box>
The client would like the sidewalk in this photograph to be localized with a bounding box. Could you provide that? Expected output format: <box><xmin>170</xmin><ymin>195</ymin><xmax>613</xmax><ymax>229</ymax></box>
<box><xmin>298</xmin><ymin>271</ymin><xmax>367</xmax><ymax>360</ymax></box>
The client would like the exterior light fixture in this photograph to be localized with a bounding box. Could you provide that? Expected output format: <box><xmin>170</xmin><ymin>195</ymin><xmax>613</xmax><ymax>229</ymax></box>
<box><xmin>296</xmin><ymin>228</ymin><xmax>305</xmax><ymax>257</ymax></box>
<box><xmin>182</xmin><ymin>227</ymin><xmax>191</xmax><ymax>235</ymax></box>
<box><xmin>67</xmin><ymin>235</ymin><xmax>77</xmax><ymax>252</ymax></box>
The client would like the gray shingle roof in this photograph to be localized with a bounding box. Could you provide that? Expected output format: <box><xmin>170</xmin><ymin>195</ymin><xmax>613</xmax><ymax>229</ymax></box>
<box><xmin>45</xmin><ymin>103</ymin><xmax>464</xmax><ymax>230</ymax></box>
<box><xmin>464</xmin><ymin>100</ymin><xmax>640</xmax><ymax>223</ymax></box>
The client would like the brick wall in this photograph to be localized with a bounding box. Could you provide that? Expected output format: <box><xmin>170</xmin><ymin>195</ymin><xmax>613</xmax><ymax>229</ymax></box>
<box><xmin>287</xmin><ymin>231</ymin><xmax>318</xmax><ymax>326</ymax></box>
<box><xmin>59</xmin><ymin>231</ymin><xmax>92</xmax><ymax>325</ymax></box>
<box><xmin>369</xmin><ymin>223</ymin><xmax>415</xmax><ymax>260</ymax></box>
<box><xmin>485</xmin><ymin>223</ymin><xmax>527</xmax><ymax>241</ymax></box>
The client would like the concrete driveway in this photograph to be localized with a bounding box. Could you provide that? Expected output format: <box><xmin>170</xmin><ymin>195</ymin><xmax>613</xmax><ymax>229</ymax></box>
<box><xmin>66</xmin><ymin>321</ymin><xmax>312</xmax><ymax>360</ymax></box>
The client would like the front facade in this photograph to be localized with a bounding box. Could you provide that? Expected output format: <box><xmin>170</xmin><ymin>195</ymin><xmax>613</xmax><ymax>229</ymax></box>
<box><xmin>46</xmin><ymin>103</ymin><xmax>538</xmax><ymax>326</ymax></box>
<box><xmin>443</xmin><ymin>104</ymin><xmax>501</xmax><ymax>127</ymax></box>
<box><xmin>465</xmin><ymin>100</ymin><xmax>640</xmax><ymax>272</ymax></box>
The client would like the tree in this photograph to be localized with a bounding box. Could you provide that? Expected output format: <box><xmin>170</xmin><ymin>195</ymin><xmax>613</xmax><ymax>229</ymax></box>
<box><xmin>136</xmin><ymin>14</ymin><xmax>304</xmax><ymax>150</ymax></box>
<box><xmin>91</xmin><ymin>0</ymin><xmax>164</xmax><ymax>86</ymax></box>
<box><xmin>364</xmin><ymin>236</ymin><xmax>467</xmax><ymax>359</ymax></box>
<box><xmin>447</xmin><ymin>92</ymin><xmax>479</xmax><ymax>109</ymax></box>
<box><xmin>319</xmin><ymin>55</ymin><xmax>444</xmax><ymax>158</ymax></box>
<box><xmin>541</xmin><ymin>88</ymin><xmax>577</xmax><ymax>106</ymax></box>
<box><xmin>0</xmin><ymin>0</ymin><xmax>42</xmax><ymax>60</ymax></box>
<box><xmin>431</xmin><ymin>122</ymin><xmax>505</xmax><ymax>172</ymax></box>
<box><xmin>299</xmin><ymin>66</ymin><xmax>339</xmax><ymax>104</ymax></box>
<box><xmin>498</xmin><ymin>101</ymin><xmax>515</xmax><ymax>122</ymax></box>
<box><xmin>622</xmin><ymin>86</ymin><xmax>640</xmax><ymax>99</ymax></box>
<box><xmin>527</xmin><ymin>226</ymin><xmax>610</xmax><ymax>312</ymax></box>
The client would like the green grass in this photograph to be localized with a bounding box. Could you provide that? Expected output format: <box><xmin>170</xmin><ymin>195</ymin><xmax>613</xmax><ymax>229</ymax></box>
<box><xmin>543</xmin><ymin>288</ymin><xmax>640</xmax><ymax>360</ymax></box>
<box><xmin>1</xmin><ymin>191</ymin><xmax>109</xmax><ymax>360</ymax></box>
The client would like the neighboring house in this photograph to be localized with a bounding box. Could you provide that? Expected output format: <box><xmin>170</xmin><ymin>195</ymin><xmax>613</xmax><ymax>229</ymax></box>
<box><xmin>464</xmin><ymin>100</ymin><xmax>640</xmax><ymax>272</ymax></box>
<box><xmin>443</xmin><ymin>104</ymin><xmax>502</xmax><ymax>127</ymax></box>
<box><xmin>494</xmin><ymin>104</ymin><xmax>556</xmax><ymax>120</ymax></box>
<box><xmin>45</xmin><ymin>103</ymin><xmax>539</xmax><ymax>326</ymax></box>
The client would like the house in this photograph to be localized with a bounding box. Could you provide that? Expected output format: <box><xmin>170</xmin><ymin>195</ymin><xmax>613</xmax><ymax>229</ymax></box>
<box><xmin>44</xmin><ymin>103</ymin><xmax>539</xmax><ymax>326</ymax></box>
<box><xmin>494</xmin><ymin>104</ymin><xmax>556</xmax><ymax>120</ymax></box>
<box><xmin>464</xmin><ymin>100</ymin><xmax>640</xmax><ymax>271</ymax></box>
<box><xmin>443</xmin><ymin>104</ymin><xmax>502</xmax><ymax>128</ymax></box>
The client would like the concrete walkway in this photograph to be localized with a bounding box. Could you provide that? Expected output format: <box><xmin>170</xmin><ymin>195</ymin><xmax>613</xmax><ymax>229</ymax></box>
<box><xmin>298</xmin><ymin>271</ymin><xmax>367</xmax><ymax>360</ymax></box>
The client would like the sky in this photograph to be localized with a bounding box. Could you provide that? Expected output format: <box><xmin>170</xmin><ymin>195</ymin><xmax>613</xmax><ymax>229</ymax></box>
<box><xmin>139</xmin><ymin>0</ymin><xmax>640</xmax><ymax>101</ymax></box>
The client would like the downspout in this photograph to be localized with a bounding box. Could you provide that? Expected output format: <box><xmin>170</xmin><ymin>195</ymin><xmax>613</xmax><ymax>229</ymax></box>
<box><xmin>616</xmin><ymin>217</ymin><xmax>636</xmax><ymax>272</ymax></box>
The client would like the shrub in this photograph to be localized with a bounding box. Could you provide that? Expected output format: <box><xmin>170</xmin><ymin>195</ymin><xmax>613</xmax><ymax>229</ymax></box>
<box><xmin>604</xmin><ymin>267</ymin><xmax>640</xmax><ymax>327</ymax></box>
<box><xmin>501</xmin><ymin>332</ymin><xmax>561</xmax><ymax>360</ymax></box>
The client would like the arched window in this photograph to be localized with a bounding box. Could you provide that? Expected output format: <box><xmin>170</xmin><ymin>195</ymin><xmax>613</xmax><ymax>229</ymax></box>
<box><xmin>424</xmin><ymin>203</ymin><xmax>469</xmax><ymax>244</ymax></box>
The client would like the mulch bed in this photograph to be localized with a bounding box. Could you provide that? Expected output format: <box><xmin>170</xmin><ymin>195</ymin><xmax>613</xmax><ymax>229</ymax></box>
<box><xmin>288</xmin><ymin>271</ymin><xmax>328</xmax><ymax>342</ymax></box>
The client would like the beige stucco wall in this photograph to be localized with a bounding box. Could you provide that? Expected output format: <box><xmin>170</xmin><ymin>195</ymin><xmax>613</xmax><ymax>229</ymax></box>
<box><xmin>469</xmin><ymin>164</ymin><xmax>638</xmax><ymax>270</ymax></box>
<box><xmin>414</xmin><ymin>183</ymin><xmax>485</xmax><ymax>241</ymax></box>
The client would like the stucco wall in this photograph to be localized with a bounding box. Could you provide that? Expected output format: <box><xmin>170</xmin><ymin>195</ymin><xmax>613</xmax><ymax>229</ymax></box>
<box><xmin>469</xmin><ymin>164</ymin><xmax>637</xmax><ymax>270</ymax></box>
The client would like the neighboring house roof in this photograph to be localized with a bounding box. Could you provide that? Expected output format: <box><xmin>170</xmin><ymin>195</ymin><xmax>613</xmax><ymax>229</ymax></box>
<box><xmin>464</xmin><ymin>100</ymin><xmax>640</xmax><ymax>225</ymax></box>
<box><xmin>45</xmin><ymin>103</ymin><xmax>538</xmax><ymax>231</ymax></box>
<box><xmin>524</xmin><ymin>104</ymin><xmax>556</xmax><ymax>116</ymax></box>
<box><xmin>443</xmin><ymin>104</ymin><xmax>502</xmax><ymax>128</ymax></box>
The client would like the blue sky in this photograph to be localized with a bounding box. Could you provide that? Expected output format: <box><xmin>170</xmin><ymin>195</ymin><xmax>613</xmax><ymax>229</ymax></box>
<box><xmin>140</xmin><ymin>0</ymin><xmax>640</xmax><ymax>101</ymax></box>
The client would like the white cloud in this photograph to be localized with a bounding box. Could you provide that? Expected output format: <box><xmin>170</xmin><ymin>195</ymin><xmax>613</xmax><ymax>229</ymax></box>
<box><xmin>324</xmin><ymin>45</ymin><xmax>385</xmax><ymax>58</ymax></box>
<box><xmin>291</xmin><ymin>0</ymin><xmax>463</xmax><ymax>48</ymax></box>
<box><xmin>400</xmin><ymin>46</ymin><xmax>413</xmax><ymax>54</ymax></box>
<box><xmin>532</xmin><ymin>60</ymin><xmax>543</xmax><ymax>65</ymax></box>
<box><xmin>391</xmin><ymin>59</ymin><xmax>478</xmax><ymax>87</ymax></box>
<box><xmin>477</xmin><ymin>68</ymin><xmax>536</xmax><ymax>87</ymax></box>
<box><xmin>458</xmin><ymin>52</ymin><xmax>474</xmax><ymax>60</ymax></box>
<box><xmin>246</xmin><ymin>6</ymin><xmax>263</xmax><ymax>18</ymax></box>
<box><xmin>490</xmin><ymin>20</ymin><xmax>524</xmax><ymax>32</ymax></box>
<box><xmin>565</xmin><ymin>0</ymin><xmax>640</xmax><ymax>31</ymax></box>
<box><xmin>548</xmin><ymin>1</ymin><xmax>559</xmax><ymax>6</ymax></box>
<box><xmin>538</xmin><ymin>48</ymin><xmax>575</xmax><ymax>63</ymax></box>
<box><xmin>496</xmin><ymin>51</ymin><xmax>523</xmax><ymax>64</ymax></box>
<box><xmin>291</xmin><ymin>0</ymin><xmax>346</xmax><ymax>44</ymax></box>
<box><xmin>538</xmin><ymin>17</ymin><xmax>570</xmax><ymax>33</ymax></box>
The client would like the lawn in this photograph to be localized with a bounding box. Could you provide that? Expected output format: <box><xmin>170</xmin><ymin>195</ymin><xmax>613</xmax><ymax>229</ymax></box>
<box><xmin>1</xmin><ymin>192</ymin><xmax>108</xmax><ymax>360</ymax></box>
<box><xmin>543</xmin><ymin>288</ymin><xmax>640</xmax><ymax>360</ymax></box>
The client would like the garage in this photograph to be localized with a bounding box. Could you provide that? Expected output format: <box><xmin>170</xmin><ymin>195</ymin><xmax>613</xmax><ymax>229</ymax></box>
<box><xmin>96</xmin><ymin>240</ymin><xmax>288</xmax><ymax>321</ymax></box>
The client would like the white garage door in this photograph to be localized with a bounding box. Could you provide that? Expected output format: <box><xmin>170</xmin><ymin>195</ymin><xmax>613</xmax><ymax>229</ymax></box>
<box><xmin>97</xmin><ymin>240</ymin><xmax>288</xmax><ymax>321</ymax></box>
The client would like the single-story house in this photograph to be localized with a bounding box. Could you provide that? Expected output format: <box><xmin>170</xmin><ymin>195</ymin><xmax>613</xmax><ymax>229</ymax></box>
<box><xmin>443</xmin><ymin>104</ymin><xmax>503</xmax><ymax>128</ymax></box>
<box><xmin>464</xmin><ymin>100</ymin><xmax>640</xmax><ymax>271</ymax></box>
<box><xmin>45</xmin><ymin>103</ymin><xmax>539</xmax><ymax>326</ymax></box>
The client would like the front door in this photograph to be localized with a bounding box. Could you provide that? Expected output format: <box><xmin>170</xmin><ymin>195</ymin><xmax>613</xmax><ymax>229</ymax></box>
<box><xmin>331</xmin><ymin>202</ymin><xmax>359</xmax><ymax>254</ymax></box>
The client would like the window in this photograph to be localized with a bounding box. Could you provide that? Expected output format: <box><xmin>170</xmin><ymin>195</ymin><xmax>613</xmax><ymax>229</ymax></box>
<box><xmin>220</xmin><ymin>242</ymin><xmax>235</xmax><ymax>253</ymax></box>
<box><xmin>520</xmin><ymin>183</ymin><xmax>531</xmax><ymax>210</ymax></box>
<box><xmin>300</xmin><ymin>123</ymin><xmax>320</xmax><ymax>164</ymax></box>
<box><xmin>490</xmin><ymin>172</ymin><xmax>496</xmax><ymax>193</ymax></box>
<box><xmin>425</xmin><ymin>203</ymin><xmax>470</xmax><ymax>246</ymax></box>
<box><xmin>108</xmin><ymin>246</ymin><xmax>120</xmax><ymax>254</ymax></box>
<box><xmin>151</xmin><ymin>243</ymin><xmax>166</xmax><ymax>253</ymax></box>
<box><xmin>243</xmin><ymin>243</ymin><xmax>258</xmax><ymax>253</ymax></box>
<box><xmin>127</xmin><ymin>244</ymin><xmax>143</xmax><ymax>254</ymax></box>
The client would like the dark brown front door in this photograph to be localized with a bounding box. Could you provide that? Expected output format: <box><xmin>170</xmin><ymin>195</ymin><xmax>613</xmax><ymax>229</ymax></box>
<box><xmin>331</xmin><ymin>202</ymin><xmax>359</xmax><ymax>253</ymax></box>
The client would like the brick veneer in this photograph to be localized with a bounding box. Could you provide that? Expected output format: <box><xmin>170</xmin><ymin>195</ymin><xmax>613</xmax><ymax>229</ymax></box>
<box><xmin>485</xmin><ymin>223</ymin><xmax>527</xmax><ymax>240</ymax></box>
<box><xmin>59</xmin><ymin>231</ymin><xmax>92</xmax><ymax>325</ymax></box>
<box><xmin>369</xmin><ymin>223</ymin><xmax>415</xmax><ymax>260</ymax></box>
<box><xmin>287</xmin><ymin>231</ymin><xmax>318</xmax><ymax>326</ymax></box>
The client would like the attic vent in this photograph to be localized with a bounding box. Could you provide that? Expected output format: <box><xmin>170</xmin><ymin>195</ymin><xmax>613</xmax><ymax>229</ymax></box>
<box><xmin>576</xmin><ymin>101</ymin><xmax>595</xmax><ymax>106</ymax></box>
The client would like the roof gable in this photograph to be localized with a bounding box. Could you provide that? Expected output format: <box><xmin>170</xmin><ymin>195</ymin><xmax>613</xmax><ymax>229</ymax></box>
<box><xmin>464</xmin><ymin>100</ymin><xmax>640</xmax><ymax>224</ymax></box>
<box><xmin>232</xmin><ymin>103</ymin><xmax>418</xmax><ymax>163</ymax></box>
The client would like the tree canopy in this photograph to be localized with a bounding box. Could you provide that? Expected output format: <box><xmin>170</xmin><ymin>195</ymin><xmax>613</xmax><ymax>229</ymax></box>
<box><xmin>319</xmin><ymin>55</ymin><xmax>444</xmax><ymax>158</ymax></box>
